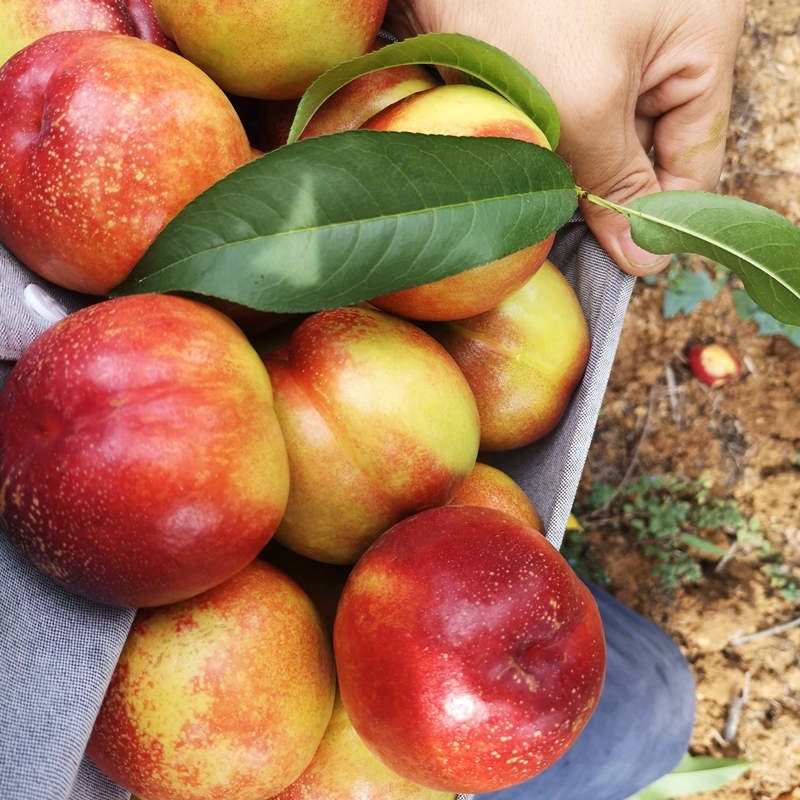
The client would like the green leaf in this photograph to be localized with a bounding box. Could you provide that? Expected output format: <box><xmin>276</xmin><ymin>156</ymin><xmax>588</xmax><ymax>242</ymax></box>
<box><xmin>662</xmin><ymin>268</ymin><xmax>721</xmax><ymax>318</ymax></box>
<box><xmin>678</xmin><ymin>533</ymin><xmax>726</xmax><ymax>557</ymax></box>
<box><xmin>732</xmin><ymin>289</ymin><xmax>800</xmax><ymax>346</ymax></box>
<box><xmin>626</xmin><ymin>753</ymin><xmax>752</xmax><ymax>799</ymax></box>
<box><xmin>288</xmin><ymin>32</ymin><xmax>560</xmax><ymax>148</ymax></box>
<box><xmin>112</xmin><ymin>131</ymin><xmax>577</xmax><ymax>312</ymax></box>
<box><xmin>593</xmin><ymin>191</ymin><xmax>800</xmax><ymax>326</ymax></box>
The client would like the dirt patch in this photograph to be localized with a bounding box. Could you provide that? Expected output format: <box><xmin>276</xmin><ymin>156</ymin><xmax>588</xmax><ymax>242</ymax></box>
<box><xmin>575</xmin><ymin>4</ymin><xmax>800</xmax><ymax>798</ymax></box>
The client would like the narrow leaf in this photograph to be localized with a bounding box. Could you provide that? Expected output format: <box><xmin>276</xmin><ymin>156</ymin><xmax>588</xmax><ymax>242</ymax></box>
<box><xmin>678</xmin><ymin>534</ymin><xmax>726</xmax><ymax>557</ymax></box>
<box><xmin>616</xmin><ymin>191</ymin><xmax>800</xmax><ymax>326</ymax></box>
<box><xmin>626</xmin><ymin>753</ymin><xmax>752</xmax><ymax>799</ymax></box>
<box><xmin>113</xmin><ymin>131</ymin><xmax>577</xmax><ymax>312</ymax></box>
<box><xmin>288</xmin><ymin>32</ymin><xmax>560</xmax><ymax>147</ymax></box>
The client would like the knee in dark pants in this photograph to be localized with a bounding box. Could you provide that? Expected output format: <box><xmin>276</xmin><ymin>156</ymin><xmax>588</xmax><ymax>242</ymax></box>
<box><xmin>476</xmin><ymin>582</ymin><xmax>696</xmax><ymax>800</ymax></box>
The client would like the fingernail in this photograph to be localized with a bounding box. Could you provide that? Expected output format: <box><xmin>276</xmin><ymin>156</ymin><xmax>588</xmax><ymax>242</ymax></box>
<box><xmin>621</xmin><ymin>231</ymin><xmax>670</xmax><ymax>273</ymax></box>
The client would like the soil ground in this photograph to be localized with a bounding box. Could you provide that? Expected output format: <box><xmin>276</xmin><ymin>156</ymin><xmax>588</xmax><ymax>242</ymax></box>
<box><xmin>575</xmin><ymin>3</ymin><xmax>799</xmax><ymax>798</ymax></box>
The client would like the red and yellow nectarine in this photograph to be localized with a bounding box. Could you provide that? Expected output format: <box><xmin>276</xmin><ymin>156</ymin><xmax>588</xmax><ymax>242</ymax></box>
<box><xmin>0</xmin><ymin>30</ymin><xmax>252</xmax><ymax>295</ymax></box>
<box><xmin>87</xmin><ymin>559</ymin><xmax>336</xmax><ymax>800</ymax></box>
<box><xmin>0</xmin><ymin>293</ymin><xmax>290</xmax><ymax>607</ymax></box>
<box><xmin>334</xmin><ymin>504</ymin><xmax>606</xmax><ymax>794</ymax></box>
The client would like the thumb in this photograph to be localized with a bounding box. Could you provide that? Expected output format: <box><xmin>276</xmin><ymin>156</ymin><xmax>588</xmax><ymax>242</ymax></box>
<box><xmin>577</xmin><ymin>151</ymin><xmax>671</xmax><ymax>277</ymax></box>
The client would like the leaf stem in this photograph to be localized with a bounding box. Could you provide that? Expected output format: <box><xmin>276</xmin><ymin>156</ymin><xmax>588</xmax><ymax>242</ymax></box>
<box><xmin>576</xmin><ymin>188</ymin><xmax>631</xmax><ymax>218</ymax></box>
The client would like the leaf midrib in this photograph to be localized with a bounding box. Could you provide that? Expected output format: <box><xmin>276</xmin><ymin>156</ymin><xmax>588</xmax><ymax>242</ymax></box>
<box><xmin>624</xmin><ymin>204</ymin><xmax>798</xmax><ymax>297</ymax></box>
<box><xmin>131</xmin><ymin>187</ymin><xmax>577</xmax><ymax>283</ymax></box>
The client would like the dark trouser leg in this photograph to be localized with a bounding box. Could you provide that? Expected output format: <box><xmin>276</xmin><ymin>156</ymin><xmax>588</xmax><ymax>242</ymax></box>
<box><xmin>477</xmin><ymin>582</ymin><xmax>696</xmax><ymax>800</ymax></box>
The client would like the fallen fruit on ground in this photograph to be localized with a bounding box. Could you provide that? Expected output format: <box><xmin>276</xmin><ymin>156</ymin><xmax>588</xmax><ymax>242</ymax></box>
<box><xmin>333</xmin><ymin>504</ymin><xmax>606</xmax><ymax>794</ymax></box>
<box><xmin>87</xmin><ymin>559</ymin><xmax>336</xmax><ymax>800</ymax></box>
<box><xmin>685</xmin><ymin>342</ymin><xmax>743</xmax><ymax>387</ymax></box>
<box><xmin>0</xmin><ymin>293</ymin><xmax>289</xmax><ymax>607</ymax></box>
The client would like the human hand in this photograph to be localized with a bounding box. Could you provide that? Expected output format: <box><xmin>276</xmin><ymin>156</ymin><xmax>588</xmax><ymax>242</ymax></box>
<box><xmin>384</xmin><ymin>0</ymin><xmax>747</xmax><ymax>276</ymax></box>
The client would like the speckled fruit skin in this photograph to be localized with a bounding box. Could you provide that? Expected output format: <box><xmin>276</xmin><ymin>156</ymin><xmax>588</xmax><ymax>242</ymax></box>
<box><xmin>447</xmin><ymin>461</ymin><xmax>544</xmax><ymax>530</ymax></box>
<box><xmin>271</xmin><ymin>692</ymin><xmax>454</xmax><ymax>800</ymax></box>
<box><xmin>364</xmin><ymin>84</ymin><xmax>556</xmax><ymax>322</ymax></box>
<box><xmin>0</xmin><ymin>29</ymin><xmax>252</xmax><ymax>295</ymax></box>
<box><xmin>151</xmin><ymin>0</ymin><xmax>388</xmax><ymax>100</ymax></box>
<box><xmin>0</xmin><ymin>0</ymin><xmax>175</xmax><ymax>67</ymax></box>
<box><xmin>263</xmin><ymin>305</ymin><xmax>480</xmax><ymax>565</ymax></box>
<box><xmin>87</xmin><ymin>559</ymin><xmax>336</xmax><ymax>800</ymax></box>
<box><xmin>433</xmin><ymin>260</ymin><xmax>590</xmax><ymax>451</ymax></box>
<box><xmin>333</xmin><ymin>505</ymin><xmax>606</xmax><ymax>794</ymax></box>
<box><xmin>0</xmin><ymin>0</ymin><xmax>135</xmax><ymax>67</ymax></box>
<box><xmin>246</xmin><ymin>38</ymin><xmax>441</xmax><ymax>152</ymax></box>
<box><xmin>0</xmin><ymin>293</ymin><xmax>290</xmax><ymax>608</ymax></box>
<box><xmin>125</xmin><ymin>0</ymin><xmax>177</xmax><ymax>50</ymax></box>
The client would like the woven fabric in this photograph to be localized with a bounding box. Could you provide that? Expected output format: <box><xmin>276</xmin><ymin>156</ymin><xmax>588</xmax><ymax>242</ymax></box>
<box><xmin>0</xmin><ymin>220</ymin><xmax>634</xmax><ymax>799</ymax></box>
<box><xmin>0</xmin><ymin>535</ymin><xmax>133</xmax><ymax>800</ymax></box>
<box><xmin>0</xmin><ymin>248</ymin><xmax>96</xmax><ymax>362</ymax></box>
<box><xmin>495</xmin><ymin>216</ymin><xmax>636</xmax><ymax>548</ymax></box>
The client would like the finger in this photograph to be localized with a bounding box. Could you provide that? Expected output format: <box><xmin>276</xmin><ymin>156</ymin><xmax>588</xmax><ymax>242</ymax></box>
<box><xmin>561</xmin><ymin>102</ymin><xmax>671</xmax><ymax>275</ymax></box>
<box><xmin>649</xmin><ymin>88</ymin><xmax>732</xmax><ymax>193</ymax></box>
<box><xmin>578</xmin><ymin>152</ymin><xmax>672</xmax><ymax>277</ymax></box>
<box><xmin>635</xmin><ymin>114</ymin><xmax>655</xmax><ymax>154</ymax></box>
<box><xmin>637</xmin><ymin>19</ymin><xmax>741</xmax><ymax>192</ymax></box>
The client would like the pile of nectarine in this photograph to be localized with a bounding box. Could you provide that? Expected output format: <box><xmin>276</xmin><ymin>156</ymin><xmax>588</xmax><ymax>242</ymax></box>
<box><xmin>0</xmin><ymin>4</ymin><xmax>605</xmax><ymax>799</ymax></box>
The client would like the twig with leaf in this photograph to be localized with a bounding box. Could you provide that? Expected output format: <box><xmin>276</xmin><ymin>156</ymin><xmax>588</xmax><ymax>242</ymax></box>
<box><xmin>111</xmin><ymin>34</ymin><xmax>800</xmax><ymax>329</ymax></box>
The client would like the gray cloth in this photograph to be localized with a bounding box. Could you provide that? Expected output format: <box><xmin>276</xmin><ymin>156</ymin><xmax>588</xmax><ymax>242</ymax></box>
<box><xmin>0</xmin><ymin>220</ymin><xmax>634</xmax><ymax>800</ymax></box>
<box><xmin>0</xmin><ymin>536</ymin><xmax>133</xmax><ymax>800</ymax></box>
<box><xmin>495</xmin><ymin>217</ymin><xmax>636</xmax><ymax>549</ymax></box>
<box><xmin>0</xmin><ymin>250</ymin><xmax>96</xmax><ymax>361</ymax></box>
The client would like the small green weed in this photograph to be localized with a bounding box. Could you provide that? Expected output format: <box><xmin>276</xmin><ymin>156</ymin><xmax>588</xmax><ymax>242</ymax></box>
<box><xmin>644</xmin><ymin>257</ymin><xmax>800</xmax><ymax>345</ymax></box>
<box><xmin>574</xmin><ymin>471</ymin><xmax>800</xmax><ymax>599</ymax></box>
<box><xmin>560</xmin><ymin>524</ymin><xmax>609</xmax><ymax>586</ymax></box>
<box><xmin>575</xmin><ymin>473</ymin><xmax>729</xmax><ymax>589</ymax></box>
<box><xmin>758</xmin><ymin>545</ymin><xmax>800</xmax><ymax>603</ymax></box>
<box><xmin>732</xmin><ymin>289</ymin><xmax>800</xmax><ymax>346</ymax></box>
<box><xmin>644</xmin><ymin>256</ymin><xmax>727</xmax><ymax>319</ymax></box>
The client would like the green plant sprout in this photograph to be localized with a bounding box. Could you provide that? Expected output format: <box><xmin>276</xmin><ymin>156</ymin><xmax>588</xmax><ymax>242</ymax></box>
<box><xmin>732</xmin><ymin>289</ymin><xmax>800</xmax><ymax>345</ymax></box>
<box><xmin>757</xmin><ymin>545</ymin><xmax>800</xmax><ymax>603</ymax></box>
<box><xmin>643</xmin><ymin>257</ymin><xmax>800</xmax><ymax>346</ymax></box>
<box><xmin>625</xmin><ymin>752</ymin><xmax>752</xmax><ymax>799</ymax></box>
<box><xmin>571</xmin><ymin>472</ymin><xmax>800</xmax><ymax>600</ymax></box>
<box><xmin>646</xmin><ymin>257</ymin><xmax>728</xmax><ymax>318</ymax></box>
<box><xmin>576</xmin><ymin>473</ymin><xmax>725</xmax><ymax>589</ymax></box>
<box><xmin>559</xmin><ymin>515</ymin><xmax>608</xmax><ymax>586</ymax></box>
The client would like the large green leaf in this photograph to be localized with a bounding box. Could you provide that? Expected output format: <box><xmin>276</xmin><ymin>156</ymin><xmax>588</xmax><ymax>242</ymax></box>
<box><xmin>587</xmin><ymin>190</ymin><xmax>800</xmax><ymax>325</ymax></box>
<box><xmin>112</xmin><ymin>131</ymin><xmax>577</xmax><ymax>312</ymax></box>
<box><xmin>288</xmin><ymin>32</ymin><xmax>560</xmax><ymax>148</ymax></box>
